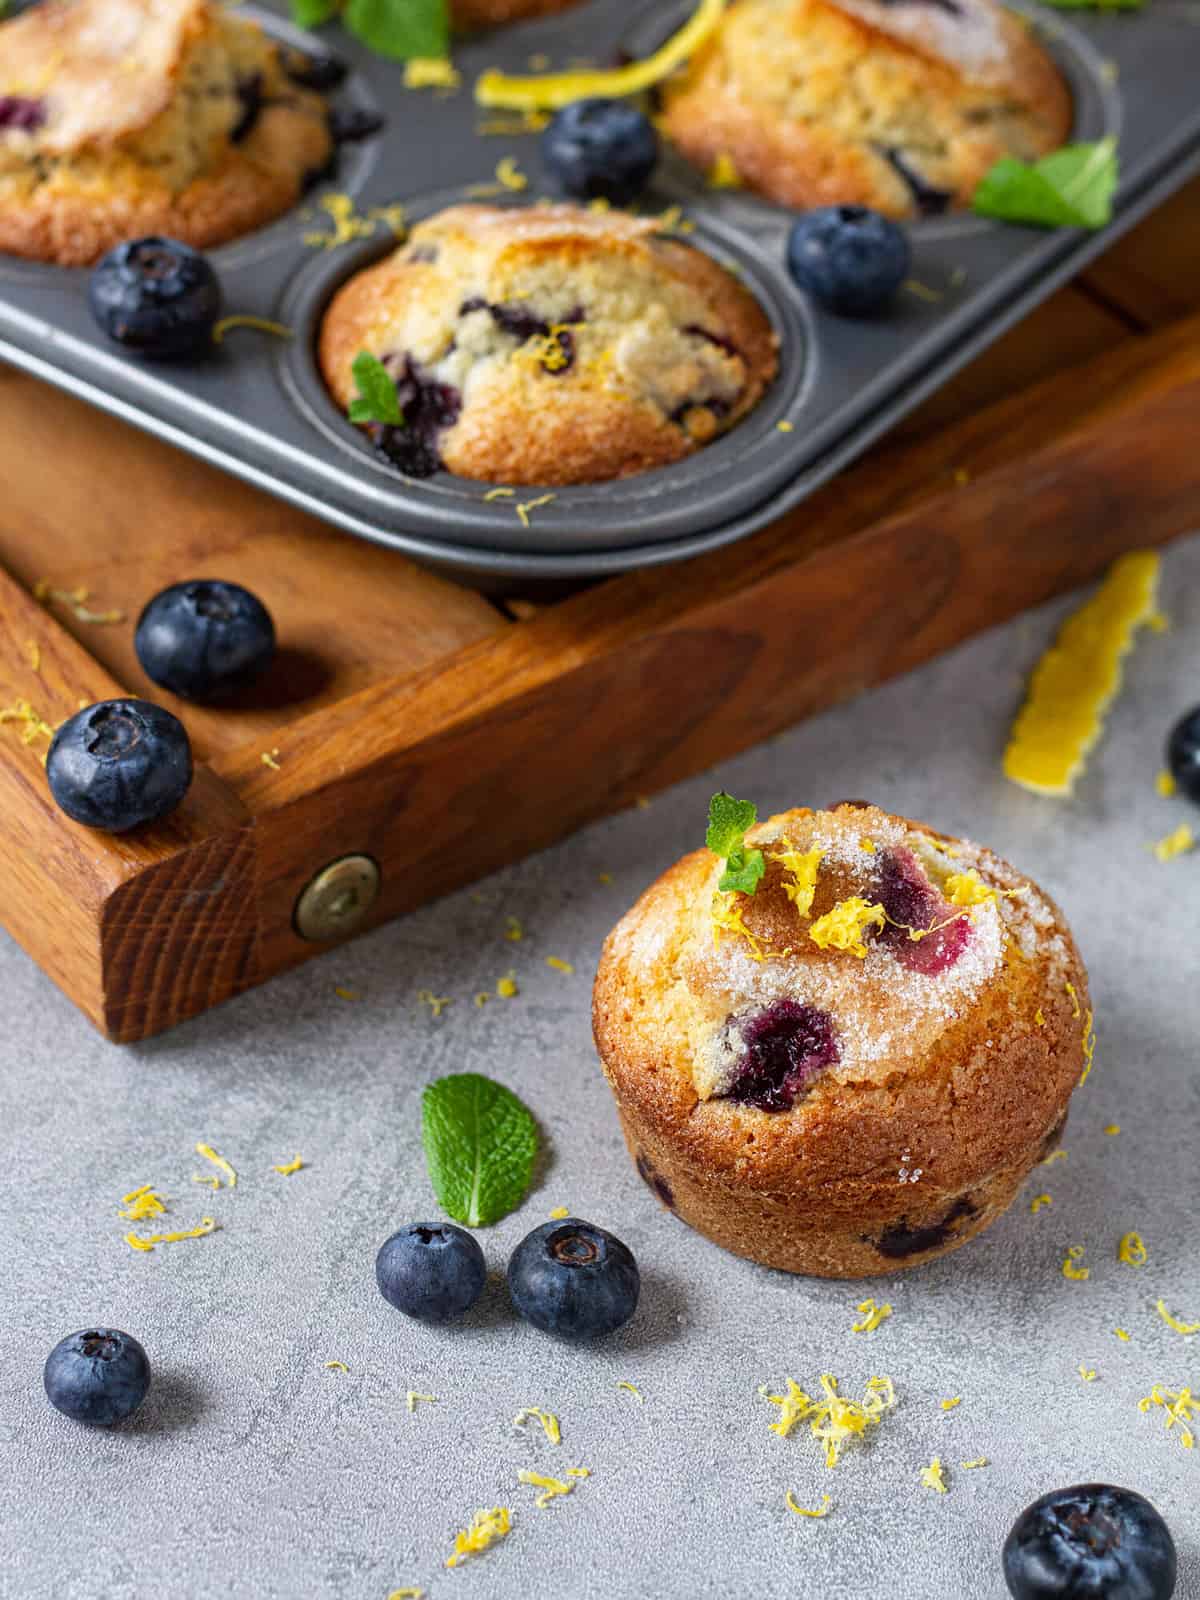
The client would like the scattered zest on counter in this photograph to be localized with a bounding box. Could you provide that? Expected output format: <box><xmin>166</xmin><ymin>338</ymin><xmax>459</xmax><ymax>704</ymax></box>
<box><xmin>1105</xmin><ymin>1124</ymin><xmax>1121</xmax><ymax>1136</ymax></box>
<box><xmin>421</xmin><ymin>1073</ymin><xmax>538</xmax><ymax>1227</ymax></box>
<box><xmin>1115</xmin><ymin>1329</ymin><xmax>1132</xmax><ymax>1343</ymax></box>
<box><xmin>0</xmin><ymin>698</ymin><xmax>56</xmax><ymax>751</ymax></box>
<box><xmin>1030</xmin><ymin>1194</ymin><xmax>1053</xmax><ymax>1215</ymax></box>
<box><xmin>1079</xmin><ymin>1366</ymin><xmax>1098</xmax><ymax>1382</ymax></box>
<box><xmin>211</xmin><ymin>315</ymin><xmax>291</xmax><ymax>344</ymax></box>
<box><xmin>517</xmin><ymin>1468</ymin><xmax>585</xmax><ymax>1508</ymax></box>
<box><xmin>762</xmin><ymin>1374</ymin><xmax>896</xmax><ymax>1468</ymax></box>
<box><xmin>941</xmin><ymin>1398</ymin><xmax>962</xmax><ymax>1412</ymax></box>
<box><xmin>919</xmin><ymin>1457</ymin><xmax>949</xmax><ymax>1494</ymax></box>
<box><xmin>475</xmin><ymin>0</ymin><xmax>726</xmax><ymax>110</ymax></box>
<box><xmin>272</xmin><ymin>1154</ymin><xmax>304</xmax><ymax>1175</ymax></box>
<box><xmin>118</xmin><ymin>1185</ymin><xmax>167</xmax><ymax>1222</ymax></box>
<box><xmin>1042</xmin><ymin>1149</ymin><xmax>1069</xmax><ymax>1166</ymax></box>
<box><xmin>504</xmin><ymin>916</ymin><xmax>524</xmax><ymax>942</ymax></box>
<box><xmin>973</xmin><ymin>137</ymin><xmax>1118</xmax><ymax>230</ymax></box>
<box><xmin>325</xmin><ymin>1360</ymin><xmax>349</xmax><ymax>1373</ymax></box>
<box><xmin>195</xmin><ymin>1142</ymin><xmax>237</xmax><ymax>1189</ymax></box>
<box><xmin>960</xmin><ymin>1458</ymin><xmax>988</xmax><ymax>1470</ymax></box>
<box><xmin>1151</xmin><ymin>823</ymin><xmax>1195</xmax><ymax>863</ymax></box>
<box><xmin>1155</xmin><ymin>769</ymin><xmax>1177</xmax><ymax>798</ymax></box>
<box><xmin>514</xmin><ymin>1407</ymin><xmax>561</xmax><ymax>1445</ymax></box>
<box><xmin>445</xmin><ymin>1506</ymin><xmax>511</xmax><ymax>1568</ymax></box>
<box><xmin>261</xmin><ymin>749</ymin><xmax>281</xmax><ymax>771</ymax></box>
<box><xmin>1003</xmin><ymin>551</ymin><xmax>1161</xmax><ymax>794</ymax></box>
<box><xmin>417</xmin><ymin>990</ymin><xmax>453</xmax><ymax>1018</ymax></box>
<box><xmin>851</xmin><ymin>1299</ymin><xmax>892</xmax><ymax>1334</ymax></box>
<box><xmin>545</xmin><ymin>956</ymin><xmax>574</xmax><ymax>975</ymax></box>
<box><xmin>785</xmin><ymin>1491</ymin><xmax>832</xmax><ymax>1519</ymax></box>
<box><xmin>1062</xmin><ymin>1245</ymin><xmax>1090</xmax><ymax>1281</ymax></box>
<box><xmin>404</xmin><ymin>56</ymin><xmax>459</xmax><ymax>89</ymax></box>
<box><xmin>1138</xmin><ymin>1385</ymin><xmax>1197</xmax><ymax>1449</ymax></box>
<box><xmin>616</xmin><ymin>1381</ymin><xmax>644</xmax><ymax>1403</ymax></box>
<box><xmin>407</xmin><ymin>1391</ymin><xmax>437</xmax><ymax>1412</ymax></box>
<box><xmin>1156</xmin><ymin>1300</ymin><xmax>1200</xmax><ymax>1337</ymax></box>
<box><xmin>549</xmin><ymin>1206</ymin><xmax>570</xmax><ymax>1220</ymax></box>
<box><xmin>125</xmin><ymin>1216</ymin><xmax>217</xmax><ymax>1253</ymax></box>
<box><xmin>34</xmin><ymin>579</ymin><xmax>125</xmax><ymax>625</ymax></box>
<box><xmin>387</xmin><ymin>1588</ymin><xmax>424</xmax><ymax>1600</ymax></box>
<box><xmin>1117</xmin><ymin>1231</ymin><xmax>1148</xmax><ymax>1267</ymax></box>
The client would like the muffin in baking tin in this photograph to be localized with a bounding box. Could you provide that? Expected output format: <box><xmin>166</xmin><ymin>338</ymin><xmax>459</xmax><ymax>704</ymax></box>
<box><xmin>0</xmin><ymin>0</ymin><xmax>334</xmax><ymax>266</ymax></box>
<box><xmin>593</xmin><ymin>802</ymin><xmax>1090</xmax><ymax>1278</ymax></box>
<box><xmin>660</xmin><ymin>0</ymin><xmax>1074</xmax><ymax>218</ymax></box>
<box><xmin>319</xmin><ymin>202</ymin><xmax>779</xmax><ymax>486</ymax></box>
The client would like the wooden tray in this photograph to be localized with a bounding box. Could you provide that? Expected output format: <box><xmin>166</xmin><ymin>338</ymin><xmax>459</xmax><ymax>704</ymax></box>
<box><xmin>4</xmin><ymin>181</ymin><xmax>1200</xmax><ymax>1042</ymax></box>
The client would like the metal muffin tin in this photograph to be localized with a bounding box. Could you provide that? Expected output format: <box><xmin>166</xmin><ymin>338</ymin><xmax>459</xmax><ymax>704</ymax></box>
<box><xmin>1</xmin><ymin>0</ymin><xmax>1199</xmax><ymax>582</ymax></box>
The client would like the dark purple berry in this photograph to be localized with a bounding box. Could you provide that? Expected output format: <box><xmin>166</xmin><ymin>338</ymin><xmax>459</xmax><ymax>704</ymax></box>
<box><xmin>46</xmin><ymin>699</ymin><xmax>192</xmax><ymax>832</ymax></box>
<box><xmin>786</xmin><ymin>206</ymin><xmax>911</xmax><ymax>316</ymax></box>
<box><xmin>375</xmin><ymin>1223</ymin><xmax>486</xmax><ymax>1325</ymax></box>
<box><xmin>728</xmin><ymin>1000</ymin><xmax>839</xmax><ymax>1112</ymax></box>
<box><xmin>875</xmin><ymin>846</ymin><xmax>970</xmax><ymax>974</ymax></box>
<box><xmin>508</xmin><ymin>1219</ymin><xmax>639</xmax><ymax>1342</ymax></box>
<box><xmin>1167</xmin><ymin>706</ymin><xmax>1200</xmax><ymax>804</ymax></box>
<box><xmin>88</xmin><ymin>237</ymin><xmax>221</xmax><ymax>360</ymax></box>
<box><xmin>1003</xmin><ymin>1483</ymin><xmax>1176</xmax><ymax>1600</ymax></box>
<box><xmin>541</xmin><ymin>98</ymin><xmax>658</xmax><ymax>206</ymax></box>
<box><xmin>44</xmin><ymin>1329</ymin><xmax>151</xmax><ymax>1426</ymax></box>
<box><xmin>135</xmin><ymin>579</ymin><xmax>276</xmax><ymax>701</ymax></box>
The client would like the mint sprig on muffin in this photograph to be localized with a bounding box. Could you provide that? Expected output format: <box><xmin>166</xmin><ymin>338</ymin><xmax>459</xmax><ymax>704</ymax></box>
<box><xmin>706</xmin><ymin>791</ymin><xmax>765</xmax><ymax>896</ymax></box>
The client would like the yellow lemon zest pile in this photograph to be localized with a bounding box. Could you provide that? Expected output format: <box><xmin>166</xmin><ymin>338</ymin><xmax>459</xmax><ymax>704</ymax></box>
<box><xmin>404</xmin><ymin>56</ymin><xmax>460</xmax><ymax>89</ymax></box>
<box><xmin>0</xmin><ymin>697</ymin><xmax>56</xmax><ymax>750</ymax></box>
<box><xmin>497</xmin><ymin>973</ymin><xmax>519</xmax><ymax>999</ymax></box>
<box><xmin>772</xmin><ymin>842</ymin><xmax>824</xmax><ymax>917</ymax></box>
<box><xmin>808</xmin><ymin>898</ymin><xmax>887</xmax><ymax>959</ymax></box>
<box><xmin>1079</xmin><ymin>1366</ymin><xmax>1098</xmax><ymax>1381</ymax></box>
<box><xmin>446</xmin><ymin>1507</ymin><xmax>511</xmax><ymax>1567</ymax></box>
<box><xmin>34</xmin><ymin>579</ymin><xmax>124</xmax><ymax>624</ymax></box>
<box><xmin>1156</xmin><ymin>1300</ymin><xmax>1200</xmax><ymax>1336</ymax></box>
<box><xmin>707</xmin><ymin>151</ymin><xmax>741</xmax><ymax>188</ymax></box>
<box><xmin>407</xmin><ymin>1391</ymin><xmax>437</xmax><ymax>1413</ymax></box>
<box><xmin>1139</xmin><ymin>1385</ymin><xmax>1197</xmax><ymax>1449</ymax></box>
<box><xmin>476</xmin><ymin>0</ymin><xmax>726</xmax><ymax>110</ymax></box>
<box><xmin>304</xmin><ymin>194</ymin><xmax>407</xmax><ymax>248</ymax></box>
<box><xmin>272</xmin><ymin>1154</ymin><xmax>304</xmax><ymax>1175</ymax></box>
<box><xmin>514</xmin><ymin>1407</ymin><xmax>561</xmax><ymax>1445</ymax></box>
<box><xmin>125</xmin><ymin>1216</ymin><xmax>216</xmax><ymax>1253</ymax></box>
<box><xmin>785</xmin><ymin>1491</ymin><xmax>832</xmax><ymax>1519</ymax></box>
<box><xmin>763</xmin><ymin>1374</ymin><xmax>896</xmax><ymax>1468</ymax></box>
<box><xmin>711</xmin><ymin>897</ymin><xmax>778</xmax><ymax>961</ymax></box>
<box><xmin>920</xmin><ymin>1457</ymin><xmax>948</xmax><ymax>1494</ymax></box>
<box><xmin>616</xmin><ymin>1381</ymin><xmax>644</xmax><ymax>1402</ymax></box>
<box><xmin>943</xmin><ymin>870</ymin><xmax>996</xmax><ymax>908</ymax></box>
<box><xmin>1152</xmin><ymin>823</ymin><xmax>1195</xmax><ymax>862</ymax></box>
<box><xmin>195</xmin><ymin>1142</ymin><xmax>237</xmax><ymax>1189</ymax></box>
<box><xmin>1062</xmin><ymin>1245</ymin><xmax>1090</xmax><ymax>1282</ymax></box>
<box><xmin>851</xmin><ymin>1299</ymin><xmax>892</xmax><ymax>1333</ymax></box>
<box><xmin>118</xmin><ymin>1184</ymin><xmax>167</xmax><ymax>1222</ymax></box>
<box><xmin>1031</xmin><ymin>1194</ymin><xmax>1053</xmax><ymax>1215</ymax></box>
<box><xmin>1118</xmin><ymin>1231</ymin><xmax>1148</xmax><ymax>1267</ymax></box>
<box><xmin>1003</xmin><ymin>550</ymin><xmax>1162</xmax><ymax>795</ymax></box>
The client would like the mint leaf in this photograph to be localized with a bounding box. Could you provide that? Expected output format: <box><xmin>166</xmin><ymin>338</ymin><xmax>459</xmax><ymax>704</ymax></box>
<box><xmin>973</xmin><ymin>138</ymin><xmax>1118</xmax><ymax>230</ymax></box>
<box><xmin>343</xmin><ymin>0</ymin><xmax>449</xmax><ymax>60</ymax></box>
<box><xmin>422</xmin><ymin>1073</ymin><xmax>538</xmax><ymax>1228</ymax></box>
<box><xmin>719</xmin><ymin>849</ymin><xmax>764</xmax><ymax>896</ymax></box>
<box><xmin>348</xmin><ymin>350</ymin><xmax>403</xmax><ymax>425</ymax></box>
<box><xmin>706</xmin><ymin>792</ymin><xmax>758</xmax><ymax>859</ymax></box>
<box><xmin>291</xmin><ymin>0</ymin><xmax>339</xmax><ymax>27</ymax></box>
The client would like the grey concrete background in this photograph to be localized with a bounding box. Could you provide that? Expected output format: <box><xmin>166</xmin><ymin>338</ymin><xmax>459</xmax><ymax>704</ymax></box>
<box><xmin>2</xmin><ymin>538</ymin><xmax>1199</xmax><ymax>1600</ymax></box>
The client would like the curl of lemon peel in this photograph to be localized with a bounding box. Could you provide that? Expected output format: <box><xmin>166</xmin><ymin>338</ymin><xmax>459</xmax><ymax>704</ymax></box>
<box><xmin>475</xmin><ymin>0</ymin><xmax>726</xmax><ymax>110</ymax></box>
<box><xmin>1004</xmin><ymin>551</ymin><xmax>1161</xmax><ymax>795</ymax></box>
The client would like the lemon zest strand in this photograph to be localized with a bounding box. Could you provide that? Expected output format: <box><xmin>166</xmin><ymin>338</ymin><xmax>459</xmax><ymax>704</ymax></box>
<box><xmin>1117</xmin><ymin>1231</ymin><xmax>1148</xmax><ymax>1267</ymax></box>
<box><xmin>125</xmin><ymin>1216</ymin><xmax>216</xmax><ymax>1252</ymax></box>
<box><xmin>851</xmin><ymin>1299</ymin><xmax>892</xmax><ymax>1333</ymax></box>
<box><xmin>446</xmin><ymin>1507</ymin><xmax>511</xmax><ymax>1567</ymax></box>
<box><xmin>920</xmin><ymin>1457</ymin><xmax>949</xmax><ymax>1494</ymax></box>
<box><xmin>272</xmin><ymin>1154</ymin><xmax>304</xmax><ymax>1175</ymax></box>
<box><xmin>1138</xmin><ymin>1385</ymin><xmax>1197</xmax><ymax>1449</ymax></box>
<box><xmin>1156</xmin><ymin>1300</ymin><xmax>1200</xmax><ymax>1336</ymax></box>
<box><xmin>195</xmin><ymin>1142</ymin><xmax>237</xmax><ymax>1188</ymax></box>
<box><xmin>785</xmin><ymin>1491</ymin><xmax>832</xmax><ymax>1518</ymax></box>
<box><xmin>514</xmin><ymin>1407</ymin><xmax>561</xmax><ymax>1445</ymax></box>
<box><xmin>1062</xmin><ymin>1245</ymin><xmax>1090</xmax><ymax>1281</ymax></box>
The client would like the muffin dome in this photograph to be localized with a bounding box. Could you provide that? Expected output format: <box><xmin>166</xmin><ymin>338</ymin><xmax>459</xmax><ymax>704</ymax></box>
<box><xmin>593</xmin><ymin>802</ymin><xmax>1090</xmax><ymax>1278</ymax></box>
<box><xmin>318</xmin><ymin>202</ymin><xmax>779</xmax><ymax>486</ymax></box>
<box><xmin>660</xmin><ymin>0</ymin><xmax>1073</xmax><ymax>218</ymax></box>
<box><xmin>0</xmin><ymin>0</ymin><xmax>333</xmax><ymax>266</ymax></box>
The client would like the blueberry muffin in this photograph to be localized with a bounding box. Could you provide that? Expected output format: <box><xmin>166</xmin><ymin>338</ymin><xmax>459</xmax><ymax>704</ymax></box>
<box><xmin>0</xmin><ymin>0</ymin><xmax>334</xmax><ymax>266</ymax></box>
<box><xmin>319</xmin><ymin>203</ymin><xmax>778</xmax><ymax>485</ymax></box>
<box><xmin>593</xmin><ymin>802</ymin><xmax>1091</xmax><ymax>1278</ymax></box>
<box><xmin>660</xmin><ymin>0</ymin><xmax>1073</xmax><ymax>218</ymax></box>
<box><xmin>453</xmin><ymin>0</ymin><xmax>580</xmax><ymax>27</ymax></box>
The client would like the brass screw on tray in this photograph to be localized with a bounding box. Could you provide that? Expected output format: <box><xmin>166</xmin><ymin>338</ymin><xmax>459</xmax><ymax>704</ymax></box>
<box><xmin>294</xmin><ymin>855</ymin><xmax>381</xmax><ymax>942</ymax></box>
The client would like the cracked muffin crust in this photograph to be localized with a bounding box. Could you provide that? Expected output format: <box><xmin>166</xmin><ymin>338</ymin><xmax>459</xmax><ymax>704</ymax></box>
<box><xmin>319</xmin><ymin>202</ymin><xmax>779</xmax><ymax>485</ymax></box>
<box><xmin>660</xmin><ymin>0</ymin><xmax>1074</xmax><ymax>218</ymax></box>
<box><xmin>0</xmin><ymin>0</ymin><xmax>333</xmax><ymax>265</ymax></box>
<box><xmin>593</xmin><ymin>803</ymin><xmax>1090</xmax><ymax>1278</ymax></box>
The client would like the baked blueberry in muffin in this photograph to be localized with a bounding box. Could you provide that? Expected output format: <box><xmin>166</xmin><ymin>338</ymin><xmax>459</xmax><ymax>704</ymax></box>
<box><xmin>593</xmin><ymin>800</ymin><xmax>1091</xmax><ymax>1277</ymax></box>
<box><xmin>660</xmin><ymin>0</ymin><xmax>1073</xmax><ymax>218</ymax></box>
<box><xmin>319</xmin><ymin>203</ymin><xmax>778</xmax><ymax>485</ymax></box>
<box><xmin>0</xmin><ymin>0</ymin><xmax>335</xmax><ymax>265</ymax></box>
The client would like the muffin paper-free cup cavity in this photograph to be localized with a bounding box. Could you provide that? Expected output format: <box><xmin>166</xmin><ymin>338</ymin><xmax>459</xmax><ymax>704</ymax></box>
<box><xmin>0</xmin><ymin>0</ymin><xmax>1195</xmax><ymax>581</ymax></box>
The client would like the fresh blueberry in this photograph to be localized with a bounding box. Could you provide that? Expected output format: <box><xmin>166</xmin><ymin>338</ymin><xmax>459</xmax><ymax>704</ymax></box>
<box><xmin>1004</xmin><ymin>1484</ymin><xmax>1177</xmax><ymax>1600</ymax></box>
<box><xmin>43</xmin><ymin>1328</ymin><xmax>151</xmax><ymax>1426</ymax></box>
<box><xmin>375</xmin><ymin>1223</ymin><xmax>486</xmax><ymax>1325</ymax></box>
<box><xmin>89</xmin><ymin>237</ymin><xmax>221</xmax><ymax>359</ymax></box>
<box><xmin>47</xmin><ymin>699</ymin><xmax>193</xmax><ymax>832</ymax></box>
<box><xmin>1167</xmin><ymin>706</ymin><xmax>1200</xmax><ymax>804</ymax></box>
<box><xmin>135</xmin><ymin>579</ymin><xmax>276</xmax><ymax>701</ymax></box>
<box><xmin>508</xmin><ymin>1218</ymin><xmax>639</xmax><ymax>1342</ymax></box>
<box><xmin>786</xmin><ymin>206</ymin><xmax>911</xmax><ymax>316</ymax></box>
<box><xmin>541</xmin><ymin>99</ymin><xmax>659</xmax><ymax>206</ymax></box>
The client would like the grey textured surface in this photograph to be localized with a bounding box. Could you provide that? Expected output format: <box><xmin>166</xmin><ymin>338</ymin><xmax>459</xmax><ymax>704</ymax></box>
<box><xmin>3</xmin><ymin>540</ymin><xmax>1200</xmax><ymax>1600</ymax></box>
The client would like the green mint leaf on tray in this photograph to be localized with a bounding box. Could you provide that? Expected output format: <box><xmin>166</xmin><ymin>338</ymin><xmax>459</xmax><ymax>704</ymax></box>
<box><xmin>422</xmin><ymin>1073</ymin><xmax>539</xmax><ymax>1228</ymax></box>
<box><xmin>343</xmin><ymin>0</ymin><xmax>449</xmax><ymax>61</ymax></box>
<box><xmin>290</xmin><ymin>0</ymin><xmax>338</xmax><ymax>29</ymax></box>
<box><xmin>972</xmin><ymin>137</ymin><xmax>1119</xmax><ymax>230</ymax></box>
<box><xmin>706</xmin><ymin>791</ymin><xmax>765</xmax><ymax>895</ymax></box>
<box><xmin>348</xmin><ymin>350</ymin><xmax>403</xmax><ymax>426</ymax></box>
